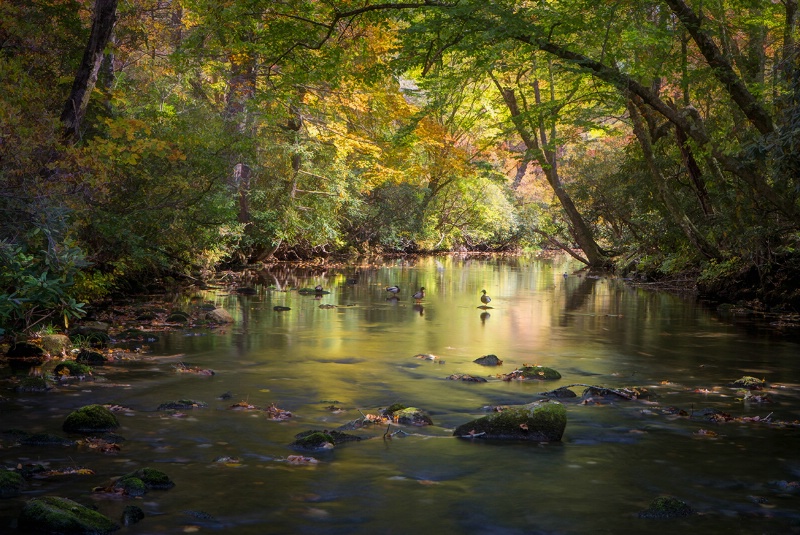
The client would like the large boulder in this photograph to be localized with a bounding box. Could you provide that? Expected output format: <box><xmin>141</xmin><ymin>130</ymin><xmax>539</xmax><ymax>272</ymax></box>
<box><xmin>62</xmin><ymin>405</ymin><xmax>119</xmax><ymax>433</ymax></box>
<box><xmin>18</xmin><ymin>496</ymin><xmax>119</xmax><ymax>534</ymax></box>
<box><xmin>206</xmin><ymin>308</ymin><xmax>233</xmax><ymax>323</ymax></box>
<box><xmin>40</xmin><ymin>334</ymin><xmax>71</xmax><ymax>356</ymax></box>
<box><xmin>453</xmin><ymin>400</ymin><xmax>566</xmax><ymax>442</ymax></box>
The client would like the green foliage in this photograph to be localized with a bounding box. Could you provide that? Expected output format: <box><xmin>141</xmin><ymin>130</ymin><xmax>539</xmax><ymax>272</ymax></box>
<box><xmin>0</xmin><ymin>237</ymin><xmax>86</xmax><ymax>336</ymax></box>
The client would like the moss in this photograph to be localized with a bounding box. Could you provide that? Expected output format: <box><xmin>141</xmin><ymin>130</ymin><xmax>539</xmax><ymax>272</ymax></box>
<box><xmin>731</xmin><ymin>376</ymin><xmax>765</xmax><ymax>389</ymax></box>
<box><xmin>453</xmin><ymin>401</ymin><xmax>566</xmax><ymax>442</ymax></box>
<box><xmin>292</xmin><ymin>431</ymin><xmax>334</xmax><ymax>450</ymax></box>
<box><xmin>114</xmin><ymin>467</ymin><xmax>174</xmax><ymax>496</ymax></box>
<box><xmin>393</xmin><ymin>407</ymin><xmax>434</xmax><ymax>426</ymax></box>
<box><xmin>113</xmin><ymin>477</ymin><xmax>147</xmax><ymax>497</ymax></box>
<box><xmin>638</xmin><ymin>495</ymin><xmax>694</xmax><ymax>519</ymax></box>
<box><xmin>519</xmin><ymin>366</ymin><xmax>561</xmax><ymax>380</ymax></box>
<box><xmin>157</xmin><ymin>399</ymin><xmax>208</xmax><ymax>410</ymax></box>
<box><xmin>15</xmin><ymin>376</ymin><xmax>51</xmax><ymax>392</ymax></box>
<box><xmin>474</xmin><ymin>354</ymin><xmax>503</xmax><ymax>366</ymax></box>
<box><xmin>62</xmin><ymin>405</ymin><xmax>119</xmax><ymax>433</ymax></box>
<box><xmin>0</xmin><ymin>471</ymin><xmax>24</xmax><ymax>498</ymax></box>
<box><xmin>384</xmin><ymin>403</ymin><xmax>407</xmax><ymax>414</ymax></box>
<box><xmin>18</xmin><ymin>496</ymin><xmax>119</xmax><ymax>534</ymax></box>
<box><xmin>20</xmin><ymin>433</ymin><xmax>75</xmax><ymax>446</ymax></box>
<box><xmin>54</xmin><ymin>361</ymin><xmax>93</xmax><ymax>377</ymax></box>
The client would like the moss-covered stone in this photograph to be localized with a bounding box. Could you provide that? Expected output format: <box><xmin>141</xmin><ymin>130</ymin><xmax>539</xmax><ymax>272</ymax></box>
<box><xmin>391</xmin><ymin>407</ymin><xmax>434</xmax><ymax>426</ymax></box>
<box><xmin>637</xmin><ymin>495</ymin><xmax>694</xmax><ymax>519</ymax></box>
<box><xmin>453</xmin><ymin>400</ymin><xmax>566</xmax><ymax>442</ymax></box>
<box><xmin>539</xmin><ymin>386</ymin><xmax>577</xmax><ymax>398</ymax></box>
<box><xmin>383</xmin><ymin>403</ymin><xmax>407</xmax><ymax>414</ymax></box>
<box><xmin>18</xmin><ymin>496</ymin><xmax>119</xmax><ymax>534</ymax></box>
<box><xmin>166</xmin><ymin>311</ymin><xmax>190</xmax><ymax>323</ymax></box>
<box><xmin>731</xmin><ymin>376</ymin><xmax>765</xmax><ymax>389</ymax></box>
<box><xmin>15</xmin><ymin>376</ymin><xmax>52</xmax><ymax>392</ymax></box>
<box><xmin>113</xmin><ymin>467</ymin><xmax>175</xmax><ymax>496</ymax></box>
<box><xmin>519</xmin><ymin>366</ymin><xmax>561</xmax><ymax>380</ymax></box>
<box><xmin>156</xmin><ymin>399</ymin><xmax>208</xmax><ymax>411</ymax></box>
<box><xmin>121</xmin><ymin>505</ymin><xmax>144</xmax><ymax>526</ymax></box>
<box><xmin>54</xmin><ymin>361</ymin><xmax>93</xmax><ymax>377</ymax></box>
<box><xmin>20</xmin><ymin>433</ymin><xmax>75</xmax><ymax>446</ymax></box>
<box><xmin>0</xmin><ymin>471</ymin><xmax>24</xmax><ymax>498</ymax></box>
<box><xmin>62</xmin><ymin>405</ymin><xmax>119</xmax><ymax>433</ymax></box>
<box><xmin>40</xmin><ymin>334</ymin><xmax>71</xmax><ymax>356</ymax></box>
<box><xmin>291</xmin><ymin>431</ymin><xmax>334</xmax><ymax>451</ymax></box>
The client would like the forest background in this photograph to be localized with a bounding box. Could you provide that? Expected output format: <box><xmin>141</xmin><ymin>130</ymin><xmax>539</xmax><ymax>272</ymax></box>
<box><xmin>1</xmin><ymin>0</ymin><xmax>799</xmax><ymax>335</ymax></box>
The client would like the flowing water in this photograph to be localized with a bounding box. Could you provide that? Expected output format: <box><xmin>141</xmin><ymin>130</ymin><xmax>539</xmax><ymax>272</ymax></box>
<box><xmin>2</xmin><ymin>255</ymin><xmax>799</xmax><ymax>534</ymax></box>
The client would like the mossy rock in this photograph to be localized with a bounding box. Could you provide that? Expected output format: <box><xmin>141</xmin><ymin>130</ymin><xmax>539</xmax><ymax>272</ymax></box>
<box><xmin>76</xmin><ymin>349</ymin><xmax>108</xmax><ymax>365</ymax></box>
<box><xmin>20</xmin><ymin>433</ymin><xmax>75</xmax><ymax>447</ymax></box>
<box><xmin>157</xmin><ymin>399</ymin><xmax>208</xmax><ymax>411</ymax></box>
<box><xmin>474</xmin><ymin>354</ymin><xmax>503</xmax><ymax>366</ymax></box>
<box><xmin>54</xmin><ymin>361</ymin><xmax>93</xmax><ymax>377</ymax></box>
<box><xmin>0</xmin><ymin>471</ymin><xmax>24</xmax><ymax>498</ymax></box>
<box><xmin>391</xmin><ymin>407</ymin><xmax>434</xmax><ymax>426</ymax></box>
<box><xmin>18</xmin><ymin>496</ymin><xmax>119</xmax><ymax>534</ymax></box>
<box><xmin>291</xmin><ymin>430</ymin><xmax>362</xmax><ymax>451</ymax></box>
<box><xmin>63</xmin><ymin>405</ymin><xmax>119</xmax><ymax>433</ymax></box>
<box><xmin>298</xmin><ymin>288</ymin><xmax>330</xmax><ymax>295</ymax></box>
<box><xmin>121</xmin><ymin>505</ymin><xmax>145</xmax><ymax>526</ymax></box>
<box><xmin>291</xmin><ymin>431</ymin><xmax>334</xmax><ymax>451</ymax></box>
<box><xmin>731</xmin><ymin>376</ymin><xmax>765</xmax><ymax>390</ymax></box>
<box><xmin>114</xmin><ymin>467</ymin><xmax>175</xmax><ymax>496</ymax></box>
<box><xmin>135</xmin><ymin>311</ymin><xmax>157</xmax><ymax>321</ymax></box>
<box><xmin>539</xmin><ymin>386</ymin><xmax>577</xmax><ymax>399</ymax></box>
<box><xmin>383</xmin><ymin>403</ymin><xmax>407</xmax><ymax>415</ymax></box>
<box><xmin>637</xmin><ymin>495</ymin><xmax>694</xmax><ymax>519</ymax></box>
<box><xmin>113</xmin><ymin>329</ymin><xmax>150</xmax><ymax>341</ymax></box>
<box><xmin>518</xmin><ymin>366</ymin><xmax>561</xmax><ymax>380</ymax></box>
<box><xmin>453</xmin><ymin>401</ymin><xmax>566</xmax><ymax>442</ymax></box>
<box><xmin>206</xmin><ymin>308</ymin><xmax>233</xmax><ymax>323</ymax></box>
<box><xmin>40</xmin><ymin>334</ymin><xmax>71</xmax><ymax>356</ymax></box>
<box><xmin>15</xmin><ymin>376</ymin><xmax>52</xmax><ymax>392</ymax></box>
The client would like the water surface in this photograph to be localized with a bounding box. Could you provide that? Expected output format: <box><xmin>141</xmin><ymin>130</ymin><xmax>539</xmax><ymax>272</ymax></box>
<box><xmin>2</xmin><ymin>255</ymin><xmax>799</xmax><ymax>534</ymax></box>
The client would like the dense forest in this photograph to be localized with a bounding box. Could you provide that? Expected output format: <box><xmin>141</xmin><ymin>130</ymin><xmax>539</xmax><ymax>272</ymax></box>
<box><xmin>1</xmin><ymin>0</ymin><xmax>799</xmax><ymax>334</ymax></box>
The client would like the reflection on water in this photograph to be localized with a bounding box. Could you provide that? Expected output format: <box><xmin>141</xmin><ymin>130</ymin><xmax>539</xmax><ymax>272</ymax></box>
<box><xmin>2</xmin><ymin>255</ymin><xmax>800</xmax><ymax>534</ymax></box>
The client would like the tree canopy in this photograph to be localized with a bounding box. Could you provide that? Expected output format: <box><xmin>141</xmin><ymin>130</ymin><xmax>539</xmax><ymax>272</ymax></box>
<box><xmin>2</xmin><ymin>0</ymin><xmax>799</xmax><ymax>332</ymax></box>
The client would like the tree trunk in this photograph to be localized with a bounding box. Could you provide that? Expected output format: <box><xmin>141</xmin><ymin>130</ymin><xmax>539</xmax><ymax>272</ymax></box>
<box><xmin>627</xmin><ymin>101</ymin><xmax>720</xmax><ymax>260</ymax></box>
<box><xmin>490</xmin><ymin>73</ymin><xmax>611</xmax><ymax>269</ymax></box>
<box><xmin>60</xmin><ymin>0</ymin><xmax>118</xmax><ymax>141</ymax></box>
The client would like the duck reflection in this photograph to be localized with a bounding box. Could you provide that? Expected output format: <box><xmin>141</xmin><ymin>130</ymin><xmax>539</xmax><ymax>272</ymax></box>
<box><xmin>413</xmin><ymin>304</ymin><xmax>424</xmax><ymax>316</ymax></box>
<box><xmin>480</xmin><ymin>311</ymin><xmax>491</xmax><ymax>324</ymax></box>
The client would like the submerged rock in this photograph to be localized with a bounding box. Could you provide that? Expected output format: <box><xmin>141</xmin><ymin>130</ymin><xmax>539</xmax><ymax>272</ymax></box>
<box><xmin>62</xmin><ymin>404</ymin><xmax>119</xmax><ymax>433</ymax></box>
<box><xmin>54</xmin><ymin>361</ymin><xmax>93</xmax><ymax>378</ymax></box>
<box><xmin>473</xmin><ymin>354</ymin><xmax>503</xmax><ymax>366</ymax></box>
<box><xmin>453</xmin><ymin>400</ymin><xmax>566</xmax><ymax>442</ymax></box>
<box><xmin>121</xmin><ymin>505</ymin><xmax>144</xmax><ymax>526</ymax></box>
<box><xmin>291</xmin><ymin>430</ymin><xmax>362</xmax><ymax>451</ymax></box>
<box><xmin>0</xmin><ymin>471</ymin><xmax>24</xmax><ymax>498</ymax></box>
<box><xmin>447</xmin><ymin>374</ymin><xmax>488</xmax><ymax>383</ymax></box>
<box><xmin>637</xmin><ymin>495</ymin><xmax>694</xmax><ymax>519</ymax></box>
<box><xmin>19</xmin><ymin>433</ymin><xmax>75</xmax><ymax>447</ymax></box>
<box><xmin>112</xmin><ymin>467</ymin><xmax>175</xmax><ymax>496</ymax></box>
<box><xmin>18</xmin><ymin>496</ymin><xmax>119</xmax><ymax>534</ymax></box>
<box><xmin>539</xmin><ymin>386</ymin><xmax>577</xmax><ymax>399</ymax></box>
<box><xmin>157</xmin><ymin>399</ymin><xmax>208</xmax><ymax>411</ymax></box>
<box><xmin>15</xmin><ymin>376</ymin><xmax>52</xmax><ymax>392</ymax></box>
<box><xmin>500</xmin><ymin>365</ymin><xmax>561</xmax><ymax>381</ymax></box>
<box><xmin>731</xmin><ymin>376</ymin><xmax>765</xmax><ymax>390</ymax></box>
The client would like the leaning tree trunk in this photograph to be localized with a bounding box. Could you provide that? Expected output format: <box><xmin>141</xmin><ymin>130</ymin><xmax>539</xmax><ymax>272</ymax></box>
<box><xmin>490</xmin><ymin>74</ymin><xmax>612</xmax><ymax>269</ymax></box>
<box><xmin>60</xmin><ymin>0</ymin><xmax>118</xmax><ymax>141</ymax></box>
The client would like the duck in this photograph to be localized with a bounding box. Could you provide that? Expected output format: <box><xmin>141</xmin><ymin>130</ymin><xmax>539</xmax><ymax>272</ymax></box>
<box><xmin>385</xmin><ymin>285</ymin><xmax>400</xmax><ymax>295</ymax></box>
<box><xmin>480</xmin><ymin>289</ymin><xmax>491</xmax><ymax>306</ymax></box>
<box><xmin>412</xmin><ymin>287</ymin><xmax>425</xmax><ymax>301</ymax></box>
<box><xmin>314</xmin><ymin>284</ymin><xmax>324</xmax><ymax>292</ymax></box>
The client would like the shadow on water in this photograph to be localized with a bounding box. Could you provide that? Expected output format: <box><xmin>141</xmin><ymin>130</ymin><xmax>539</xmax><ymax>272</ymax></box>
<box><xmin>1</xmin><ymin>254</ymin><xmax>800</xmax><ymax>534</ymax></box>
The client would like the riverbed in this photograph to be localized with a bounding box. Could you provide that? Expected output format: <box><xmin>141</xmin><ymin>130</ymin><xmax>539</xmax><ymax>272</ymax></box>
<box><xmin>2</xmin><ymin>254</ymin><xmax>799</xmax><ymax>534</ymax></box>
